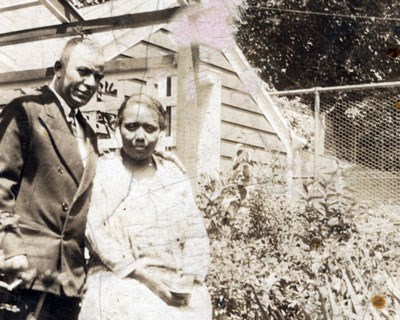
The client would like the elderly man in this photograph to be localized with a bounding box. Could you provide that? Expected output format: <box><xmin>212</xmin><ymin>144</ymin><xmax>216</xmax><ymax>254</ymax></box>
<box><xmin>0</xmin><ymin>37</ymin><xmax>104</xmax><ymax>320</ymax></box>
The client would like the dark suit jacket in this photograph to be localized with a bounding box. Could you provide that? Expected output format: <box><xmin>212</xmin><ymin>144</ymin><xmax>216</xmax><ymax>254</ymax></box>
<box><xmin>0</xmin><ymin>86</ymin><xmax>98</xmax><ymax>297</ymax></box>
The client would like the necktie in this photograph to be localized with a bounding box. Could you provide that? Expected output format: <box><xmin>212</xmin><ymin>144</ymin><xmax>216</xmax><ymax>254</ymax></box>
<box><xmin>71</xmin><ymin>119</ymin><xmax>78</xmax><ymax>136</ymax></box>
<box><xmin>70</xmin><ymin>111</ymin><xmax>89</xmax><ymax>168</ymax></box>
<box><xmin>69</xmin><ymin>110</ymin><xmax>78</xmax><ymax>137</ymax></box>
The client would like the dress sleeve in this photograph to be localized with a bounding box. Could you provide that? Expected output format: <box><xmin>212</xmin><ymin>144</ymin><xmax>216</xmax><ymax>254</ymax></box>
<box><xmin>180</xmin><ymin>177</ymin><xmax>210</xmax><ymax>284</ymax></box>
<box><xmin>0</xmin><ymin>101</ymin><xmax>30</xmax><ymax>258</ymax></box>
<box><xmin>85</xmin><ymin>174</ymin><xmax>137</xmax><ymax>279</ymax></box>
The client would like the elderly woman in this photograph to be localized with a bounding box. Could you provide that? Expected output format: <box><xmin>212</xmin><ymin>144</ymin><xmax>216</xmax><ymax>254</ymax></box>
<box><xmin>79</xmin><ymin>95</ymin><xmax>211</xmax><ymax>320</ymax></box>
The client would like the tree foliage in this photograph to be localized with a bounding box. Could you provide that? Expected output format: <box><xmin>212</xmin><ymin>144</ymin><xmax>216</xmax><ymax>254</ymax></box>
<box><xmin>236</xmin><ymin>0</ymin><xmax>400</xmax><ymax>90</ymax></box>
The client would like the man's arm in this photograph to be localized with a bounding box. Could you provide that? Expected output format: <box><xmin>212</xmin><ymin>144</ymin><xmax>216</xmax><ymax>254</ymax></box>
<box><xmin>0</xmin><ymin>101</ymin><xmax>30</xmax><ymax>260</ymax></box>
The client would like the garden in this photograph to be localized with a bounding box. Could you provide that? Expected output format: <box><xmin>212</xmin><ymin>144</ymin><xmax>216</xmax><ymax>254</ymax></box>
<box><xmin>1</xmin><ymin>145</ymin><xmax>399</xmax><ymax>319</ymax></box>
<box><xmin>199</xmin><ymin>145</ymin><xmax>400</xmax><ymax>319</ymax></box>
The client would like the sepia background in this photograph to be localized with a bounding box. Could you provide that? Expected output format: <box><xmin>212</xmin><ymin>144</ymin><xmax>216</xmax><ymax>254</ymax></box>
<box><xmin>1</xmin><ymin>0</ymin><xmax>400</xmax><ymax>319</ymax></box>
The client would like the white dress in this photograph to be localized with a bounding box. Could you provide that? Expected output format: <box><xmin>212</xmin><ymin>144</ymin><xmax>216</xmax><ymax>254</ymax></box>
<box><xmin>79</xmin><ymin>151</ymin><xmax>212</xmax><ymax>320</ymax></box>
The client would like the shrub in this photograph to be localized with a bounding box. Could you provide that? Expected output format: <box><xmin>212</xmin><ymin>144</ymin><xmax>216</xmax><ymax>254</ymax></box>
<box><xmin>198</xmin><ymin>145</ymin><xmax>400</xmax><ymax>319</ymax></box>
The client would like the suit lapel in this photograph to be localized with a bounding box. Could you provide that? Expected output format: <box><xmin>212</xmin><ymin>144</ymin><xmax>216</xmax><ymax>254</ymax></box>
<box><xmin>38</xmin><ymin>87</ymin><xmax>84</xmax><ymax>185</ymax></box>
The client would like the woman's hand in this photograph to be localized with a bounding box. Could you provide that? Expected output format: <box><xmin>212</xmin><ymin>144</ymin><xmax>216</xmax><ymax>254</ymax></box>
<box><xmin>130</xmin><ymin>267</ymin><xmax>190</xmax><ymax>307</ymax></box>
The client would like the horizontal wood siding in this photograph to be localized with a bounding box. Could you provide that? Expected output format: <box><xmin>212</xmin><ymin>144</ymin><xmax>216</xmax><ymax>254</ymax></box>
<box><xmin>221</xmin><ymin>87</ymin><xmax>262</xmax><ymax>114</ymax></box>
<box><xmin>215</xmin><ymin>59</ymin><xmax>287</xmax><ymax>178</ymax></box>
<box><xmin>221</xmin><ymin>122</ymin><xmax>285</xmax><ymax>153</ymax></box>
<box><xmin>221</xmin><ymin>88</ymin><xmax>286</xmax><ymax>152</ymax></box>
<box><xmin>221</xmin><ymin>104</ymin><xmax>274</xmax><ymax>133</ymax></box>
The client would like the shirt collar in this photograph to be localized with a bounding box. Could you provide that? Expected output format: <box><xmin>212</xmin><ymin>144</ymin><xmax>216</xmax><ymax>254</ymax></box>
<box><xmin>48</xmin><ymin>80</ymin><xmax>77</xmax><ymax>123</ymax></box>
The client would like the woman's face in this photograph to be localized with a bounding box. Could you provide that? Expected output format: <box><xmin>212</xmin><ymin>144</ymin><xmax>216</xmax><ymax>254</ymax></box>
<box><xmin>120</xmin><ymin>103</ymin><xmax>161</xmax><ymax>161</ymax></box>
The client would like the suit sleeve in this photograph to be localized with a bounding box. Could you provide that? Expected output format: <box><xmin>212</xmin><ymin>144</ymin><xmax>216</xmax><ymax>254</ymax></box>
<box><xmin>85</xmin><ymin>176</ymin><xmax>137</xmax><ymax>278</ymax></box>
<box><xmin>0</xmin><ymin>100</ymin><xmax>31</xmax><ymax>258</ymax></box>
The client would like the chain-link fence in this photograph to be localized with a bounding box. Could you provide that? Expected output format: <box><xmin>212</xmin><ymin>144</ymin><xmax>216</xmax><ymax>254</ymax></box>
<box><xmin>271</xmin><ymin>82</ymin><xmax>400</xmax><ymax>205</ymax></box>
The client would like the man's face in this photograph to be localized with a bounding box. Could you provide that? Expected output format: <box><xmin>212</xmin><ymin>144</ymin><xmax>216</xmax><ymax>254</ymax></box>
<box><xmin>55</xmin><ymin>44</ymin><xmax>104</xmax><ymax>109</ymax></box>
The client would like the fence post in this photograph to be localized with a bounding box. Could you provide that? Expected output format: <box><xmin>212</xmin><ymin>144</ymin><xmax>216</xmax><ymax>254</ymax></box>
<box><xmin>314</xmin><ymin>87</ymin><xmax>321</xmax><ymax>179</ymax></box>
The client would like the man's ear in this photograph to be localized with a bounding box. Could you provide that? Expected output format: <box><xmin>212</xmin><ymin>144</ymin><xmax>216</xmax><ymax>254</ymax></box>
<box><xmin>54</xmin><ymin>61</ymin><xmax>63</xmax><ymax>77</ymax></box>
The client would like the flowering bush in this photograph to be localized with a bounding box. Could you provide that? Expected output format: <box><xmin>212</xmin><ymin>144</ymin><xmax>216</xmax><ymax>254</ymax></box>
<box><xmin>198</xmin><ymin>145</ymin><xmax>400</xmax><ymax>319</ymax></box>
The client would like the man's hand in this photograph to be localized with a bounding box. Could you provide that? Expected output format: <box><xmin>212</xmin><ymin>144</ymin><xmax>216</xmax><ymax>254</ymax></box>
<box><xmin>0</xmin><ymin>255</ymin><xmax>29</xmax><ymax>289</ymax></box>
<box><xmin>2</xmin><ymin>255</ymin><xmax>28</xmax><ymax>272</ymax></box>
<box><xmin>0</xmin><ymin>212</ymin><xmax>19</xmax><ymax>233</ymax></box>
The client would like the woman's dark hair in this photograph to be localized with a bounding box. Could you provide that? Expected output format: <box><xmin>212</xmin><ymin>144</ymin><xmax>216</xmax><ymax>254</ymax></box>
<box><xmin>117</xmin><ymin>94</ymin><xmax>167</xmax><ymax>130</ymax></box>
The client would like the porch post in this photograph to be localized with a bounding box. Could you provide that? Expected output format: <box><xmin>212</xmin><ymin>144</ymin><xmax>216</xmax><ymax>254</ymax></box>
<box><xmin>176</xmin><ymin>44</ymin><xmax>200</xmax><ymax>187</ymax></box>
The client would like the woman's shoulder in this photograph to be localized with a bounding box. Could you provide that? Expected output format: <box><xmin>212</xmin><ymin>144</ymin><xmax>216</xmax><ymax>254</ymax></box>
<box><xmin>153</xmin><ymin>153</ymin><xmax>191</xmax><ymax>187</ymax></box>
<box><xmin>154</xmin><ymin>153</ymin><xmax>185</xmax><ymax>176</ymax></box>
<box><xmin>94</xmin><ymin>150</ymin><xmax>125</xmax><ymax>183</ymax></box>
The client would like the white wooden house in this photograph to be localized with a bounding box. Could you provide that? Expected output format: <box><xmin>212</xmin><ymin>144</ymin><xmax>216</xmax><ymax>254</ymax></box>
<box><xmin>0</xmin><ymin>0</ymin><xmax>306</xmax><ymax>192</ymax></box>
